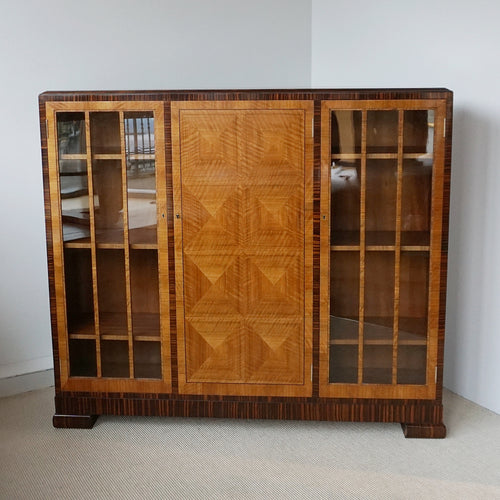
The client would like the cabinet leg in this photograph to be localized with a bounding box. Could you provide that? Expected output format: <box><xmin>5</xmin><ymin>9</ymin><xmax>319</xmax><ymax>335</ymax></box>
<box><xmin>401</xmin><ymin>422</ymin><xmax>446</xmax><ymax>438</ymax></box>
<box><xmin>53</xmin><ymin>414</ymin><xmax>99</xmax><ymax>429</ymax></box>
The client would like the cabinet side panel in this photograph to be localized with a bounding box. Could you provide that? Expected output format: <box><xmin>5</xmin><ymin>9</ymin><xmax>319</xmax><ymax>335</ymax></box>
<box><xmin>40</xmin><ymin>99</ymin><xmax>60</xmax><ymax>391</ymax></box>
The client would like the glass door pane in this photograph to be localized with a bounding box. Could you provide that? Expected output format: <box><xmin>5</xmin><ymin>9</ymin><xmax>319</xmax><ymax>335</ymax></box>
<box><xmin>125</xmin><ymin>112</ymin><xmax>158</xmax><ymax>247</ymax></box>
<box><xmin>329</xmin><ymin>110</ymin><xmax>362</xmax><ymax>384</ymax></box>
<box><xmin>57</xmin><ymin>112</ymin><xmax>90</xmax><ymax>243</ymax></box>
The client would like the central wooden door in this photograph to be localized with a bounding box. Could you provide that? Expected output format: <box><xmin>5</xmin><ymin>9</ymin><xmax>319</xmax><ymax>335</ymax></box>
<box><xmin>171</xmin><ymin>100</ymin><xmax>313</xmax><ymax>396</ymax></box>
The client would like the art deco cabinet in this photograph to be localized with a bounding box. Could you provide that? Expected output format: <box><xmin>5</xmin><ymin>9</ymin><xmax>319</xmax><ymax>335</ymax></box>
<box><xmin>39</xmin><ymin>89</ymin><xmax>452</xmax><ymax>437</ymax></box>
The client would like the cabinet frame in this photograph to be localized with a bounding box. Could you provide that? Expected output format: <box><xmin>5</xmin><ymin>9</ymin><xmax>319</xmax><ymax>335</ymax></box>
<box><xmin>39</xmin><ymin>89</ymin><xmax>452</xmax><ymax>437</ymax></box>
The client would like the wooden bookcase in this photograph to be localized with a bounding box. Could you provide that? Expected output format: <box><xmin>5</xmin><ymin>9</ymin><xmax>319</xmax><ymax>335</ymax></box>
<box><xmin>40</xmin><ymin>89</ymin><xmax>452</xmax><ymax>438</ymax></box>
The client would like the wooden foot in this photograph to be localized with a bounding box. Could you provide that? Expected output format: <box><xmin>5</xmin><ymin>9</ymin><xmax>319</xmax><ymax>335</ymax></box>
<box><xmin>401</xmin><ymin>422</ymin><xmax>446</xmax><ymax>438</ymax></box>
<box><xmin>53</xmin><ymin>414</ymin><xmax>99</xmax><ymax>429</ymax></box>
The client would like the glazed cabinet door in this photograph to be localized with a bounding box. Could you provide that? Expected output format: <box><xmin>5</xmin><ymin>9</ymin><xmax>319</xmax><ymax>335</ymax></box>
<box><xmin>46</xmin><ymin>101</ymin><xmax>171</xmax><ymax>393</ymax></box>
<box><xmin>171</xmin><ymin>101</ymin><xmax>314</xmax><ymax>396</ymax></box>
<box><xmin>320</xmin><ymin>99</ymin><xmax>447</xmax><ymax>398</ymax></box>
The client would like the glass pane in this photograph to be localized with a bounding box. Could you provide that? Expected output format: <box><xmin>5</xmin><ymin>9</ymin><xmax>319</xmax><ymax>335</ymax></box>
<box><xmin>69</xmin><ymin>339</ymin><xmax>96</xmax><ymax>377</ymax></box>
<box><xmin>365</xmin><ymin>160</ymin><xmax>397</xmax><ymax>245</ymax></box>
<box><xmin>331</xmin><ymin>110</ymin><xmax>362</xmax><ymax>154</ymax></box>
<box><xmin>364</xmin><ymin>251</ymin><xmax>394</xmax><ymax>384</ymax></box>
<box><xmin>130</xmin><ymin>249</ymin><xmax>160</xmax><ymax>339</ymax></box>
<box><xmin>92</xmin><ymin>159</ymin><xmax>124</xmax><ymax>244</ymax></box>
<box><xmin>331</xmin><ymin>161</ymin><xmax>360</xmax><ymax>245</ymax></box>
<box><xmin>125</xmin><ymin>112</ymin><xmax>157</xmax><ymax>246</ymax></box>
<box><xmin>96</xmin><ymin>249</ymin><xmax>127</xmax><ymax>336</ymax></box>
<box><xmin>57</xmin><ymin>113</ymin><xmax>90</xmax><ymax>243</ymax></box>
<box><xmin>331</xmin><ymin>110</ymin><xmax>361</xmax><ymax>246</ymax></box>
<box><xmin>329</xmin><ymin>251</ymin><xmax>359</xmax><ymax>384</ymax></box>
<box><xmin>64</xmin><ymin>248</ymin><xmax>94</xmax><ymax>335</ymax></box>
<box><xmin>331</xmin><ymin>251</ymin><xmax>359</xmax><ymax>340</ymax></box>
<box><xmin>90</xmin><ymin>112</ymin><xmax>121</xmax><ymax>154</ymax></box>
<box><xmin>329</xmin><ymin>345</ymin><xmax>358</xmax><ymax>383</ymax></box>
<box><xmin>57</xmin><ymin>112</ymin><xmax>86</xmax><ymax>155</ymax></box>
<box><xmin>363</xmin><ymin>346</ymin><xmax>392</xmax><ymax>384</ymax></box>
<box><xmin>134</xmin><ymin>342</ymin><xmax>161</xmax><ymax>379</ymax></box>
<box><xmin>398</xmin><ymin>346</ymin><xmax>427</xmax><ymax>385</ymax></box>
<box><xmin>403</xmin><ymin>110</ymin><xmax>434</xmax><ymax>155</ymax></box>
<box><xmin>401</xmin><ymin>163</ymin><xmax>432</xmax><ymax>247</ymax></box>
<box><xmin>366</xmin><ymin>110</ymin><xmax>398</xmax><ymax>154</ymax></box>
<box><xmin>399</xmin><ymin>252</ymin><xmax>429</xmax><ymax>338</ymax></box>
<box><xmin>101</xmin><ymin>340</ymin><xmax>129</xmax><ymax>378</ymax></box>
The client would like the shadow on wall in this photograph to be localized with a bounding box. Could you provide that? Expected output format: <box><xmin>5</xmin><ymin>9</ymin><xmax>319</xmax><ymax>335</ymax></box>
<box><xmin>445</xmin><ymin>106</ymin><xmax>492</xmax><ymax>398</ymax></box>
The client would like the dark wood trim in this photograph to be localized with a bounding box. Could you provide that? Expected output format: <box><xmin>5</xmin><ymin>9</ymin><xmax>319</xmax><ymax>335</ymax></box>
<box><xmin>55</xmin><ymin>394</ymin><xmax>443</xmax><ymax>424</ymax></box>
<box><xmin>39</xmin><ymin>89</ymin><xmax>452</xmax><ymax>105</ymax></box>
<box><xmin>401</xmin><ymin>422</ymin><xmax>446</xmax><ymax>438</ymax></box>
<box><xmin>53</xmin><ymin>414</ymin><xmax>99</xmax><ymax>429</ymax></box>
<box><xmin>39</xmin><ymin>98</ymin><xmax>62</xmax><ymax>394</ymax></box>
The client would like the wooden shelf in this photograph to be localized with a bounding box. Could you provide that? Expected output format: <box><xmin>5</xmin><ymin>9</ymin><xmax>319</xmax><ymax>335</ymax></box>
<box><xmin>127</xmin><ymin>154</ymin><xmax>155</xmax><ymax>161</ymax></box>
<box><xmin>68</xmin><ymin>314</ymin><xmax>96</xmax><ymax>337</ymax></box>
<box><xmin>329</xmin><ymin>365</ymin><xmax>426</xmax><ymax>386</ymax></box>
<box><xmin>60</xmin><ymin>154</ymin><xmax>87</xmax><ymax>161</ymax></box>
<box><xmin>330</xmin><ymin>316</ymin><xmax>427</xmax><ymax>346</ymax></box>
<box><xmin>331</xmin><ymin>153</ymin><xmax>432</xmax><ymax>161</ymax></box>
<box><xmin>68</xmin><ymin>312</ymin><xmax>160</xmax><ymax>340</ymax></box>
<box><xmin>93</xmin><ymin>154</ymin><xmax>122</xmax><ymax>160</ymax></box>
<box><xmin>331</xmin><ymin>231</ymin><xmax>430</xmax><ymax>251</ymax></box>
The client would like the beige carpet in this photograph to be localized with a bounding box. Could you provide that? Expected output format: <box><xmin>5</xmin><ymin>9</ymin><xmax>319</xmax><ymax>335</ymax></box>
<box><xmin>1</xmin><ymin>388</ymin><xmax>499</xmax><ymax>499</ymax></box>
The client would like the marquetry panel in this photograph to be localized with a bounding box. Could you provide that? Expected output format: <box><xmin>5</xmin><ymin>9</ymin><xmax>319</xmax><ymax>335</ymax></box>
<box><xmin>172</xmin><ymin>101</ymin><xmax>314</xmax><ymax>396</ymax></box>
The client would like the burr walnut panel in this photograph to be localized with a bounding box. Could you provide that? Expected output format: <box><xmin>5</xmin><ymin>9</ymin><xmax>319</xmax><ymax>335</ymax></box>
<box><xmin>172</xmin><ymin>101</ymin><xmax>314</xmax><ymax>396</ymax></box>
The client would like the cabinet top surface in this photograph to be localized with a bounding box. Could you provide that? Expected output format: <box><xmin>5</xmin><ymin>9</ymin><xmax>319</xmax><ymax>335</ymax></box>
<box><xmin>39</xmin><ymin>88</ymin><xmax>453</xmax><ymax>102</ymax></box>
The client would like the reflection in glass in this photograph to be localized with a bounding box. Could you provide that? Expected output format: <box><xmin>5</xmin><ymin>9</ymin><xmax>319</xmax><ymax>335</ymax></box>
<box><xmin>331</xmin><ymin>110</ymin><xmax>362</xmax><ymax>154</ymax></box>
<box><xmin>125</xmin><ymin>113</ymin><xmax>157</xmax><ymax>246</ymax></box>
<box><xmin>403</xmin><ymin>110</ymin><xmax>434</xmax><ymax>155</ymax></box>
<box><xmin>57</xmin><ymin>112</ymin><xmax>86</xmax><ymax>155</ymax></box>
<box><xmin>401</xmin><ymin>110</ymin><xmax>434</xmax><ymax>247</ymax></box>
<box><xmin>57</xmin><ymin>113</ymin><xmax>90</xmax><ymax>242</ymax></box>
<box><xmin>330</xmin><ymin>111</ymin><xmax>361</xmax><ymax>246</ymax></box>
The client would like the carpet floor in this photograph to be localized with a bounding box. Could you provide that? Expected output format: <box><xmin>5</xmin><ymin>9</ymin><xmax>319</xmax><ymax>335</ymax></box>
<box><xmin>1</xmin><ymin>388</ymin><xmax>499</xmax><ymax>499</ymax></box>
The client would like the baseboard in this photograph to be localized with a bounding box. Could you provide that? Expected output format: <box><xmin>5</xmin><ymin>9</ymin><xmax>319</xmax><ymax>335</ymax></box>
<box><xmin>0</xmin><ymin>369</ymin><xmax>54</xmax><ymax>398</ymax></box>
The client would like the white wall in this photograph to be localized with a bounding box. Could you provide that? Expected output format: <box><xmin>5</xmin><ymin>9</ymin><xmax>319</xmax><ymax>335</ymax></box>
<box><xmin>0</xmin><ymin>0</ymin><xmax>312</xmax><ymax>379</ymax></box>
<box><xmin>312</xmin><ymin>0</ymin><xmax>500</xmax><ymax>414</ymax></box>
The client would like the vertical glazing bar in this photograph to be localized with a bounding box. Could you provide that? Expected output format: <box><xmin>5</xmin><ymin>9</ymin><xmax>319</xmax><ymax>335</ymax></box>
<box><xmin>84</xmin><ymin>111</ymin><xmax>102</xmax><ymax>378</ymax></box>
<box><xmin>357</xmin><ymin>110</ymin><xmax>367</xmax><ymax>384</ymax></box>
<box><xmin>133</xmin><ymin>117</ymin><xmax>138</xmax><ymax>155</ymax></box>
<box><xmin>120</xmin><ymin>112</ymin><xmax>134</xmax><ymax>378</ymax></box>
<box><xmin>392</xmin><ymin>110</ymin><xmax>404</xmax><ymax>384</ymax></box>
<box><xmin>147</xmin><ymin>115</ymin><xmax>152</xmax><ymax>155</ymax></box>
